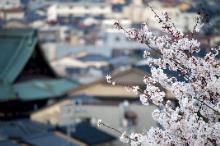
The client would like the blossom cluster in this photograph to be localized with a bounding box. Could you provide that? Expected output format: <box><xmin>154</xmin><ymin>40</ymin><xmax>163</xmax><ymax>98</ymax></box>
<box><xmin>113</xmin><ymin>8</ymin><xmax>220</xmax><ymax>146</ymax></box>
<box><xmin>105</xmin><ymin>74</ymin><xmax>116</xmax><ymax>85</ymax></box>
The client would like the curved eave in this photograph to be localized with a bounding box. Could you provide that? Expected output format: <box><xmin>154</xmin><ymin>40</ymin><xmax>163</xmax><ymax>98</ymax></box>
<box><xmin>13</xmin><ymin>79</ymin><xmax>78</xmax><ymax>101</ymax></box>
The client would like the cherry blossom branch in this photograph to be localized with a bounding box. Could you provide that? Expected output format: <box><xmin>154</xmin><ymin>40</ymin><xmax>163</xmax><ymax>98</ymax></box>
<box><xmin>115</xmin><ymin>23</ymin><xmax>190</xmax><ymax>76</ymax></box>
<box><xmin>97</xmin><ymin>120</ymin><xmax>142</xmax><ymax>145</ymax></box>
<box><xmin>195</xmin><ymin>98</ymin><xmax>220</xmax><ymax>115</ymax></box>
<box><xmin>114</xmin><ymin>5</ymin><xmax>204</xmax><ymax>77</ymax></box>
<box><xmin>128</xmin><ymin>85</ymin><xmax>220</xmax><ymax>115</ymax></box>
<box><xmin>106</xmin><ymin>72</ymin><xmax>220</xmax><ymax>115</ymax></box>
<box><xmin>148</xmin><ymin>5</ymin><xmax>181</xmax><ymax>40</ymax></box>
<box><xmin>191</xmin><ymin>17</ymin><xmax>200</xmax><ymax>38</ymax></box>
<box><xmin>98</xmin><ymin>120</ymin><xmax>123</xmax><ymax>134</ymax></box>
<box><xmin>114</xmin><ymin>11</ymin><xmax>220</xmax><ymax>114</ymax></box>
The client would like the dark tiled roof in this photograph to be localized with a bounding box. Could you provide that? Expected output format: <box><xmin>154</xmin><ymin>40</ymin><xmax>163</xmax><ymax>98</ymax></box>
<box><xmin>0</xmin><ymin>140</ymin><xmax>20</xmax><ymax>146</ymax></box>
<box><xmin>0</xmin><ymin>119</ymin><xmax>79</xmax><ymax>146</ymax></box>
<box><xmin>23</xmin><ymin>132</ymin><xmax>79</xmax><ymax>146</ymax></box>
<box><xmin>0</xmin><ymin>119</ymin><xmax>53</xmax><ymax>139</ymax></box>
<box><xmin>60</xmin><ymin>121</ymin><xmax>116</xmax><ymax>145</ymax></box>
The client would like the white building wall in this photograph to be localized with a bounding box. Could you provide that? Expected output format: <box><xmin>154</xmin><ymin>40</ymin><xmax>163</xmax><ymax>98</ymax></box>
<box><xmin>42</xmin><ymin>43</ymin><xmax>57</xmax><ymax>61</ymax></box>
<box><xmin>60</xmin><ymin>104</ymin><xmax>158</xmax><ymax>136</ymax></box>
<box><xmin>175</xmin><ymin>12</ymin><xmax>198</xmax><ymax>32</ymax></box>
<box><xmin>132</xmin><ymin>0</ymin><xmax>143</xmax><ymax>6</ymax></box>
<box><xmin>4</xmin><ymin>11</ymin><xmax>24</xmax><ymax>20</ymax></box>
<box><xmin>47</xmin><ymin>3</ymin><xmax>112</xmax><ymax>21</ymax></box>
<box><xmin>47</xmin><ymin>4</ymin><xmax>57</xmax><ymax>21</ymax></box>
<box><xmin>0</xmin><ymin>0</ymin><xmax>21</xmax><ymax>9</ymax></box>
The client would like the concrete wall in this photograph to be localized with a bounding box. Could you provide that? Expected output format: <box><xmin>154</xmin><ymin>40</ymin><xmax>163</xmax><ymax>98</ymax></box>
<box><xmin>60</xmin><ymin>104</ymin><xmax>158</xmax><ymax>136</ymax></box>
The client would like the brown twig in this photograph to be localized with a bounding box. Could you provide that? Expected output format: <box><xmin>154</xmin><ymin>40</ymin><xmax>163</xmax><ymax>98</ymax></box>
<box><xmin>99</xmin><ymin>122</ymin><xmax>142</xmax><ymax>145</ymax></box>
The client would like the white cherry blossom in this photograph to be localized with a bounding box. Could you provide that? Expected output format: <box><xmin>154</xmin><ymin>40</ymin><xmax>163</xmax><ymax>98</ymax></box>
<box><xmin>111</xmin><ymin>7</ymin><xmax>220</xmax><ymax>146</ymax></box>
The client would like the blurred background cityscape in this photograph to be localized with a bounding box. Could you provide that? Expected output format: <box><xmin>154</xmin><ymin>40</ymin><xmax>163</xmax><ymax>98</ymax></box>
<box><xmin>0</xmin><ymin>0</ymin><xmax>220</xmax><ymax>146</ymax></box>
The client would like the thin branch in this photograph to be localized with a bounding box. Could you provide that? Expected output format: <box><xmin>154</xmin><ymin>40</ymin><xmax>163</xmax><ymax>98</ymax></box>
<box><xmin>100</xmin><ymin>122</ymin><xmax>123</xmax><ymax>135</ymax></box>
<box><xmin>195</xmin><ymin>98</ymin><xmax>220</xmax><ymax>115</ymax></box>
<box><xmin>191</xmin><ymin>17</ymin><xmax>200</xmax><ymax>38</ymax></box>
<box><xmin>114</xmin><ymin>21</ymin><xmax>190</xmax><ymax>78</ymax></box>
<box><xmin>99</xmin><ymin>122</ymin><xmax>142</xmax><ymax>145</ymax></box>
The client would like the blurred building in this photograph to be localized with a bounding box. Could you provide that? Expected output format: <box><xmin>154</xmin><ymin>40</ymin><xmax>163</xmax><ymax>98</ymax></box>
<box><xmin>31</xmin><ymin>99</ymin><xmax>157</xmax><ymax>139</ymax></box>
<box><xmin>0</xmin><ymin>28</ymin><xmax>78</xmax><ymax>119</ymax></box>
<box><xmin>0</xmin><ymin>8</ymin><xmax>25</xmax><ymax>21</ymax></box>
<box><xmin>38</xmin><ymin>25</ymin><xmax>71</xmax><ymax>43</ymax></box>
<box><xmin>47</xmin><ymin>1</ymin><xmax>112</xmax><ymax>22</ymax></box>
<box><xmin>58</xmin><ymin>121</ymin><xmax>116</xmax><ymax>146</ymax></box>
<box><xmin>30</xmin><ymin>68</ymin><xmax>149</xmax><ymax>124</ymax></box>
<box><xmin>123</xmin><ymin>0</ymin><xmax>198</xmax><ymax>32</ymax></box>
<box><xmin>51</xmin><ymin>57</ymin><xmax>88</xmax><ymax>76</ymax></box>
<box><xmin>0</xmin><ymin>0</ymin><xmax>24</xmax><ymax>22</ymax></box>
<box><xmin>0</xmin><ymin>119</ymin><xmax>85</xmax><ymax>146</ymax></box>
<box><xmin>70</xmin><ymin>68</ymin><xmax>146</xmax><ymax>99</ymax></box>
<box><xmin>3</xmin><ymin>19</ymin><xmax>28</xmax><ymax>28</ymax></box>
<box><xmin>0</xmin><ymin>0</ymin><xmax>21</xmax><ymax>9</ymax></box>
